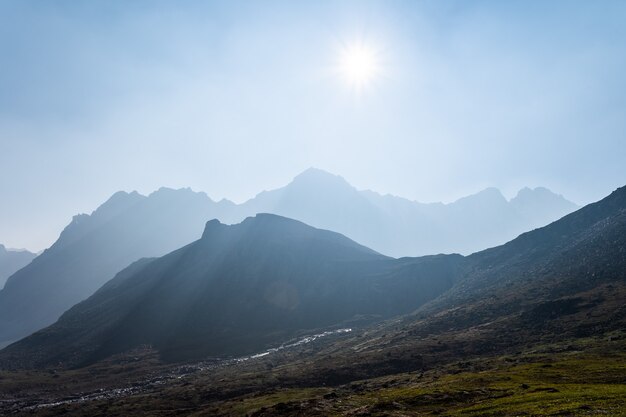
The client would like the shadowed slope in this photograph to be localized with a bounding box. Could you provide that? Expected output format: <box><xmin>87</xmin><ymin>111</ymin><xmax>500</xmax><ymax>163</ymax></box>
<box><xmin>281</xmin><ymin>186</ymin><xmax>626</xmax><ymax>385</ymax></box>
<box><xmin>0</xmin><ymin>189</ymin><xmax>234</xmax><ymax>347</ymax></box>
<box><xmin>0</xmin><ymin>245</ymin><xmax>36</xmax><ymax>289</ymax></box>
<box><xmin>0</xmin><ymin>215</ymin><xmax>462</xmax><ymax>368</ymax></box>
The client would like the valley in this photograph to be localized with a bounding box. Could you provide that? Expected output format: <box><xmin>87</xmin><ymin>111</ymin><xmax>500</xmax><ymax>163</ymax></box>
<box><xmin>1</xmin><ymin>185</ymin><xmax>624</xmax><ymax>415</ymax></box>
<box><xmin>2</xmin><ymin>323</ymin><xmax>623</xmax><ymax>416</ymax></box>
<box><xmin>2</xmin><ymin>3</ymin><xmax>624</xmax><ymax>415</ymax></box>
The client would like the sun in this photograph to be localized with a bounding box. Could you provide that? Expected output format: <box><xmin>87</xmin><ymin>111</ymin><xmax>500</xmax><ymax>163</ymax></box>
<box><xmin>338</xmin><ymin>42</ymin><xmax>381</xmax><ymax>90</ymax></box>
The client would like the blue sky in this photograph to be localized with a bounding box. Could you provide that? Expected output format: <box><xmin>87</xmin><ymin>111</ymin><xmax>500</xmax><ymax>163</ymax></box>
<box><xmin>1</xmin><ymin>0</ymin><xmax>625</xmax><ymax>250</ymax></box>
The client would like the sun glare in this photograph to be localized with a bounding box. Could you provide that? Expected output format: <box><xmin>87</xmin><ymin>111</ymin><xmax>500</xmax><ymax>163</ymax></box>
<box><xmin>338</xmin><ymin>42</ymin><xmax>381</xmax><ymax>90</ymax></box>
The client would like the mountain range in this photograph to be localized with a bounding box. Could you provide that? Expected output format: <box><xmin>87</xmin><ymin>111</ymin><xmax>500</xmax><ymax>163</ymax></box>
<box><xmin>239</xmin><ymin>168</ymin><xmax>577</xmax><ymax>257</ymax></box>
<box><xmin>2</xmin><ymin>185</ymin><xmax>622</xmax><ymax>371</ymax></box>
<box><xmin>0</xmin><ymin>185</ymin><xmax>623</xmax><ymax>415</ymax></box>
<box><xmin>0</xmin><ymin>168</ymin><xmax>576</xmax><ymax>348</ymax></box>
<box><xmin>188</xmin><ymin>184</ymin><xmax>624</xmax><ymax>416</ymax></box>
<box><xmin>0</xmin><ymin>245</ymin><xmax>36</xmax><ymax>290</ymax></box>
<box><xmin>290</xmin><ymin>184</ymin><xmax>626</xmax><ymax>385</ymax></box>
<box><xmin>0</xmin><ymin>188</ymin><xmax>232</xmax><ymax>348</ymax></box>
<box><xmin>1</xmin><ymin>214</ymin><xmax>463</xmax><ymax>368</ymax></box>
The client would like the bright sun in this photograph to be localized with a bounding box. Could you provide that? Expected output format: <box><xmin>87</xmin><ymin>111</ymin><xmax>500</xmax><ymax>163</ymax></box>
<box><xmin>338</xmin><ymin>42</ymin><xmax>381</xmax><ymax>90</ymax></box>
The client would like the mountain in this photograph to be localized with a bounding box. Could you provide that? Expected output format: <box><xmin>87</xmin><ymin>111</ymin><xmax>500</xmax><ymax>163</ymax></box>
<box><xmin>415</xmin><ymin>182</ymin><xmax>626</xmax><ymax>337</ymax></box>
<box><xmin>0</xmin><ymin>214</ymin><xmax>463</xmax><ymax>368</ymax></box>
<box><xmin>235</xmin><ymin>169</ymin><xmax>386</xmax><ymax>250</ymax></box>
<box><xmin>236</xmin><ymin>168</ymin><xmax>578</xmax><ymax>256</ymax></box>
<box><xmin>0</xmin><ymin>188</ymin><xmax>234</xmax><ymax>348</ymax></box>
<box><xmin>150</xmin><ymin>185</ymin><xmax>623</xmax><ymax>416</ymax></box>
<box><xmin>509</xmin><ymin>185</ymin><xmax>577</xmax><ymax>224</ymax></box>
<box><xmin>193</xmin><ymin>181</ymin><xmax>624</xmax><ymax>417</ymax></box>
<box><xmin>0</xmin><ymin>180</ymin><xmax>612</xmax><ymax>370</ymax></box>
<box><xmin>0</xmin><ymin>187</ymin><xmax>620</xmax><ymax>416</ymax></box>
<box><xmin>278</xmin><ymin>185</ymin><xmax>626</xmax><ymax>384</ymax></box>
<box><xmin>0</xmin><ymin>169</ymin><xmax>576</xmax><ymax>348</ymax></box>
<box><xmin>0</xmin><ymin>245</ymin><xmax>36</xmax><ymax>289</ymax></box>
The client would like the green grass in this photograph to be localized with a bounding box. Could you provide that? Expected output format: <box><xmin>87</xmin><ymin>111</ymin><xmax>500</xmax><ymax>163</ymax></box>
<box><xmin>4</xmin><ymin>334</ymin><xmax>625</xmax><ymax>416</ymax></box>
<box><xmin>340</xmin><ymin>351</ymin><xmax>626</xmax><ymax>416</ymax></box>
<box><xmin>191</xmin><ymin>387</ymin><xmax>330</xmax><ymax>416</ymax></box>
<box><xmin>206</xmin><ymin>341</ymin><xmax>626</xmax><ymax>416</ymax></box>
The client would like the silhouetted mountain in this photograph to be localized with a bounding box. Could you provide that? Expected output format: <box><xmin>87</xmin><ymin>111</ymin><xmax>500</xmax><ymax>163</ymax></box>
<box><xmin>236</xmin><ymin>168</ymin><xmax>578</xmax><ymax>256</ymax></box>
<box><xmin>0</xmin><ymin>214</ymin><xmax>462</xmax><ymax>368</ymax></box>
<box><xmin>284</xmin><ymin>185</ymin><xmax>626</xmax><ymax>383</ymax></box>
<box><xmin>0</xmin><ymin>188</ymin><xmax>235</xmax><ymax>347</ymax></box>
<box><xmin>0</xmin><ymin>245</ymin><xmax>36</xmax><ymax>289</ymax></box>
<box><xmin>178</xmin><ymin>181</ymin><xmax>625</xmax><ymax>417</ymax></box>
<box><xmin>422</xmin><ymin>183</ymin><xmax>626</xmax><ymax>323</ymax></box>
<box><xmin>0</xmin><ymin>186</ymin><xmax>621</xmax><ymax>415</ymax></box>
<box><xmin>0</xmin><ymin>169</ymin><xmax>576</xmax><ymax>348</ymax></box>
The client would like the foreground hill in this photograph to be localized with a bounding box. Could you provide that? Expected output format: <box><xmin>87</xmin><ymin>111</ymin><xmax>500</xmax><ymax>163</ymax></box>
<box><xmin>0</xmin><ymin>245</ymin><xmax>36</xmax><ymax>289</ymax></box>
<box><xmin>0</xmin><ymin>188</ymin><xmax>234</xmax><ymax>347</ymax></box>
<box><xmin>0</xmin><ymin>215</ymin><xmax>462</xmax><ymax>368</ymax></box>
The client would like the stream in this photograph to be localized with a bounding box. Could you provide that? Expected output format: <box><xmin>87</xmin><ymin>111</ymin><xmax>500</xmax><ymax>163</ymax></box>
<box><xmin>5</xmin><ymin>328</ymin><xmax>352</xmax><ymax>412</ymax></box>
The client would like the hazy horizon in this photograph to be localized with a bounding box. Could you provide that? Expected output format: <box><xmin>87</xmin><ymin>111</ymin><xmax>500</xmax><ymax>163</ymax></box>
<box><xmin>2</xmin><ymin>0</ymin><xmax>625</xmax><ymax>250</ymax></box>
<box><xmin>0</xmin><ymin>166</ymin><xmax>583</xmax><ymax>252</ymax></box>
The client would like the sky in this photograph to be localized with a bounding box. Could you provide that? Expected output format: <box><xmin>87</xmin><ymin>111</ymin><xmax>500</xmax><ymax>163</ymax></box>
<box><xmin>1</xmin><ymin>0</ymin><xmax>625</xmax><ymax>251</ymax></box>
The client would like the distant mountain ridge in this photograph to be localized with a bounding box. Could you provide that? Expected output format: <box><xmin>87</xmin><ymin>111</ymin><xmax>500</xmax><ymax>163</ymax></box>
<box><xmin>0</xmin><ymin>245</ymin><xmax>36</xmax><ymax>290</ymax></box>
<box><xmin>0</xmin><ymin>168</ymin><xmax>576</xmax><ymax>347</ymax></box>
<box><xmin>0</xmin><ymin>188</ymin><xmax>234</xmax><ymax>347</ymax></box>
<box><xmin>236</xmin><ymin>168</ymin><xmax>577</xmax><ymax>256</ymax></box>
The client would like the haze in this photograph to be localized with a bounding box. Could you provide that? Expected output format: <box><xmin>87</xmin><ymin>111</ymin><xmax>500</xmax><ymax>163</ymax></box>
<box><xmin>1</xmin><ymin>0</ymin><xmax>625</xmax><ymax>251</ymax></box>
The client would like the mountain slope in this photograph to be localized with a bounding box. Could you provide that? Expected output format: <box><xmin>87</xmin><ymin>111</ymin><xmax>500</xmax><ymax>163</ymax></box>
<box><xmin>151</xmin><ymin>186</ymin><xmax>623</xmax><ymax>414</ymax></box>
<box><xmin>0</xmin><ymin>245</ymin><xmax>36</xmax><ymax>289</ymax></box>
<box><xmin>0</xmin><ymin>169</ymin><xmax>577</xmax><ymax>347</ymax></box>
<box><xmin>0</xmin><ymin>214</ymin><xmax>463</xmax><ymax>368</ymax></box>
<box><xmin>0</xmin><ymin>188</ymin><xmax>234</xmax><ymax>347</ymax></box>
<box><xmin>0</xmin><ymin>187</ymin><xmax>619</xmax><ymax>416</ymax></box>
<box><xmin>428</xmin><ymin>183</ymin><xmax>626</xmax><ymax>316</ymax></box>
<box><xmin>283</xmin><ymin>185</ymin><xmax>626</xmax><ymax>383</ymax></box>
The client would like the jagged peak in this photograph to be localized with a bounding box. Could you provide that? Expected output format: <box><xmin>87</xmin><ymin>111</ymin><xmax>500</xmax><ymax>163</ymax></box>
<box><xmin>150</xmin><ymin>186</ymin><xmax>201</xmax><ymax>196</ymax></box>
<box><xmin>200</xmin><ymin>214</ymin><xmax>300</xmax><ymax>241</ymax></box>
<box><xmin>91</xmin><ymin>190</ymin><xmax>146</xmax><ymax>218</ymax></box>
<box><xmin>201</xmin><ymin>219</ymin><xmax>225</xmax><ymax>239</ymax></box>
<box><xmin>148</xmin><ymin>187</ymin><xmax>213</xmax><ymax>203</ymax></box>
<box><xmin>216</xmin><ymin>197</ymin><xmax>236</xmax><ymax>206</ymax></box>
<box><xmin>514</xmin><ymin>186</ymin><xmax>558</xmax><ymax>198</ymax></box>
<box><xmin>241</xmin><ymin>213</ymin><xmax>297</xmax><ymax>224</ymax></box>
<box><xmin>453</xmin><ymin>187</ymin><xmax>507</xmax><ymax>205</ymax></box>
<box><xmin>511</xmin><ymin>186</ymin><xmax>577</xmax><ymax>208</ymax></box>
<box><xmin>290</xmin><ymin>168</ymin><xmax>352</xmax><ymax>188</ymax></box>
<box><xmin>201</xmin><ymin>214</ymin><xmax>314</xmax><ymax>237</ymax></box>
<box><xmin>478</xmin><ymin>187</ymin><xmax>505</xmax><ymax>196</ymax></box>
